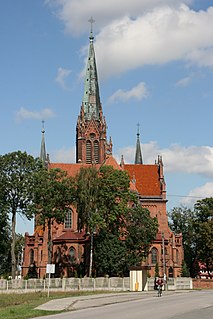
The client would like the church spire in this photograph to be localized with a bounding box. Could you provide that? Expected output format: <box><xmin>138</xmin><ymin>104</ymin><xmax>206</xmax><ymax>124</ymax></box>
<box><xmin>134</xmin><ymin>124</ymin><xmax>143</xmax><ymax>164</ymax></box>
<box><xmin>82</xmin><ymin>17</ymin><xmax>101</xmax><ymax>120</ymax></box>
<box><xmin>40</xmin><ymin>120</ymin><xmax>47</xmax><ymax>165</ymax></box>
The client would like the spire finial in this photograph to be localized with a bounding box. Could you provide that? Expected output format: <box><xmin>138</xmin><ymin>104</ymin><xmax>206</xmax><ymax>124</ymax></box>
<box><xmin>137</xmin><ymin>123</ymin><xmax>140</xmax><ymax>135</ymax></box>
<box><xmin>88</xmin><ymin>17</ymin><xmax>95</xmax><ymax>41</ymax></box>
<box><xmin>42</xmin><ymin>120</ymin><xmax>45</xmax><ymax>133</ymax></box>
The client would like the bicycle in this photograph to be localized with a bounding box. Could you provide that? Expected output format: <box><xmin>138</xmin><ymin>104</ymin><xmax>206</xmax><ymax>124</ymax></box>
<box><xmin>157</xmin><ymin>285</ymin><xmax>162</xmax><ymax>297</ymax></box>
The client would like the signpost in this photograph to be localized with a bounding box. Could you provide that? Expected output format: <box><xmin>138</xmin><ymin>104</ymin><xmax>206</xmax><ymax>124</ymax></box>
<box><xmin>46</xmin><ymin>264</ymin><xmax>55</xmax><ymax>297</ymax></box>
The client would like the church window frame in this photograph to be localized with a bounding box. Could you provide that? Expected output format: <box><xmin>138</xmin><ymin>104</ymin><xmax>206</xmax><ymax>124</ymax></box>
<box><xmin>64</xmin><ymin>209</ymin><xmax>73</xmax><ymax>229</ymax></box>
<box><xmin>86</xmin><ymin>140</ymin><xmax>92</xmax><ymax>163</ymax></box>
<box><xmin>29</xmin><ymin>249</ymin><xmax>34</xmax><ymax>265</ymax></box>
<box><xmin>151</xmin><ymin>247</ymin><xmax>158</xmax><ymax>265</ymax></box>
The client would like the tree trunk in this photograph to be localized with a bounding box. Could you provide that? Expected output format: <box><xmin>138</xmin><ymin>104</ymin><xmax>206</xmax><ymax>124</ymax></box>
<box><xmin>47</xmin><ymin>218</ymin><xmax>52</xmax><ymax>264</ymax></box>
<box><xmin>11</xmin><ymin>209</ymin><xmax>16</xmax><ymax>279</ymax></box>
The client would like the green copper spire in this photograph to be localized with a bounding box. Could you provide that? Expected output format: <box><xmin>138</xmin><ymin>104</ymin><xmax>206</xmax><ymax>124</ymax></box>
<box><xmin>40</xmin><ymin>121</ymin><xmax>47</xmax><ymax>164</ymax></box>
<box><xmin>82</xmin><ymin>18</ymin><xmax>101</xmax><ymax>120</ymax></box>
<box><xmin>135</xmin><ymin>123</ymin><xmax>143</xmax><ymax>164</ymax></box>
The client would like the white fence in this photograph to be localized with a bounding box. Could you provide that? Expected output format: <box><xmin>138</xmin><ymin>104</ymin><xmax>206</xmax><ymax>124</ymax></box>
<box><xmin>0</xmin><ymin>277</ymin><xmax>192</xmax><ymax>292</ymax></box>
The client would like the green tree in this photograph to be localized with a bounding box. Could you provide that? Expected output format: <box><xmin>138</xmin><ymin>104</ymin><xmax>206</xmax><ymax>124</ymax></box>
<box><xmin>98</xmin><ymin>165</ymin><xmax>136</xmax><ymax>233</ymax></box>
<box><xmin>169</xmin><ymin>198</ymin><xmax>213</xmax><ymax>277</ymax></box>
<box><xmin>169</xmin><ymin>206</ymin><xmax>197</xmax><ymax>277</ymax></box>
<box><xmin>194</xmin><ymin>198</ymin><xmax>213</xmax><ymax>276</ymax></box>
<box><xmin>0</xmin><ymin>209</ymin><xmax>11</xmax><ymax>277</ymax></box>
<box><xmin>155</xmin><ymin>262</ymin><xmax>159</xmax><ymax>278</ymax></box>
<box><xmin>0</xmin><ymin>151</ymin><xmax>42</xmax><ymax>278</ymax></box>
<box><xmin>32</xmin><ymin>168</ymin><xmax>75</xmax><ymax>264</ymax></box>
<box><xmin>75</xmin><ymin>166</ymin><xmax>136</xmax><ymax>276</ymax></box>
<box><xmin>93</xmin><ymin>230</ymin><xmax>126</xmax><ymax>277</ymax></box>
<box><xmin>76</xmin><ymin>167</ymin><xmax>100</xmax><ymax>232</ymax></box>
<box><xmin>181</xmin><ymin>260</ymin><xmax>190</xmax><ymax>277</ymax></box>
<box><xmin>124</xmin><ymin>205</ymin><xmax>158</xmax><ymax>267</ymax></box>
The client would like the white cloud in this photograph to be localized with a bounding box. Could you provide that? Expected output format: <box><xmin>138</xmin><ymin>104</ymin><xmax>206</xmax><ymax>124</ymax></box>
<box><xmin>16</xmin><ymin>107</ymin><xmax>56</xmax><ymax>122</ymax></box>
<box><xmin>51</xmin><ymin>147</ymin><xmax>75</xmax><ymax>163</ymax></box>
<box><xmin>186</xmin><ymin>47</ymin><xmax>213</xmax><ymax>68</ymax></box>
<box><xmin>181</xmin><ymin>182</ymin><xmax>213</xmax><ymax>206</ymax></box>
<box><xmin>176</xmin><ymin>75</ymin><xmax>192</xmax><ymax>87</ymax></box>
<box><xmin>95</xmin><ymin>6</ymin><xmax>213</xmax><ymax>78</ymax></box>
<box><xmin>47</xmin><ymin>1</ymin><xmax>213</xmax><ymax>78</ymax></box>
<box><xmin>47</xmin><ymin>0</ymin><xmax>193</xmax><ymax>34</ymax></box>
<box><xmin>55</xmin><ymin>67</ymin><xmax>71</xmax><ymax>89</ymax></box>
<box><xmin>115</xmin><ymin>142</ymin><xmax>213</xmax><ymax>178</ymax></box>
<box><xmin>108</xmin><ymin>82</ymin><xmax>149</xmax><ymax>104</ymax></box>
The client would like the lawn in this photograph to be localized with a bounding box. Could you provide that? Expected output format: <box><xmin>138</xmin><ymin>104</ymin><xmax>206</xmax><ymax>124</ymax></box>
<box><xmin>0</xmin><ymin>291</ymin><xmax>106</xmax><ymax>319</ymax></box>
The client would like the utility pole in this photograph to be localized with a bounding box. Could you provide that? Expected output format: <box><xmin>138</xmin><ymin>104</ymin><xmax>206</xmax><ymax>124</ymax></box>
<box><xmin>162</xmin><ymin>232</ymin><xmax>167</xmax><ymax>289</ymax></box>
<box><xmin>89</xmin><ymin>232</ymin><xmax>94</xmax><ymax>277</ymax></box>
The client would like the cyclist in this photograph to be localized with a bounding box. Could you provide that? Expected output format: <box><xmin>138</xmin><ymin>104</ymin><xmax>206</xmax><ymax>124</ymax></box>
<box><xmin>156</xmin><ymin>277</ymin><xmax>164</xmax><ymax>297</ymax></box>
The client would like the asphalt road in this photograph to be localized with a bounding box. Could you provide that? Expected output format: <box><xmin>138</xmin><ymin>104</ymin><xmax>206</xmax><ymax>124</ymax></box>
<box><xmin>34</xmin><ymin>290</ymin><xmax>213</xmax><ymax>319</ymax></box>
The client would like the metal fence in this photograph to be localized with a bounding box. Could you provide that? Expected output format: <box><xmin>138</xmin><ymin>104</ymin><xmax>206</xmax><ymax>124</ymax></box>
<box><xmin>0</xmin><ymin>277</ymin><xmax>192</xmax><ymax>292</ymax></box>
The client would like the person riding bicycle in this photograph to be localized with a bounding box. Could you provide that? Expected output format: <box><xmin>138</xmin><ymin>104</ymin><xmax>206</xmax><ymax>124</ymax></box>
<box><xmin>156</xmin><ymin>277</ymin><xmax>164</xmax><ymax>297</ymax></box>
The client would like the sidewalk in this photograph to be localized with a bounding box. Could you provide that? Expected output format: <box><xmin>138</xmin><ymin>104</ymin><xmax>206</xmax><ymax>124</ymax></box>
<box><xmin>36</xmin><ymin>291</ymin><xmax>189</xmax><ymax>312</ymax></box>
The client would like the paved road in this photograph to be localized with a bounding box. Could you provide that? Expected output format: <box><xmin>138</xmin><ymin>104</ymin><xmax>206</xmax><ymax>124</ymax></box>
<box><xmin>34</xmin><ymin>290</ymin><xmax>213</xmax><ymax>319</ymax></box>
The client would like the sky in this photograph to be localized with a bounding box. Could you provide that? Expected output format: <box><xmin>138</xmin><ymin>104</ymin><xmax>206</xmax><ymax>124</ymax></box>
<box><xmin>0</xmin><ymin>0</ymin><xmax>213</xmax><ymax>234</ymax></box>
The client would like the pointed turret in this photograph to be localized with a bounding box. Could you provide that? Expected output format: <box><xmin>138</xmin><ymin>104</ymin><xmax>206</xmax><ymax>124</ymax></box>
<box><xmin>40</xmin><ymin>121</ymin><xmax>48</xmax><ymax>166</ymax></box>
<box><xmin>134</xmin><ymin>124</ymin><xmax>143</xmax><ymax>164</ymax></box>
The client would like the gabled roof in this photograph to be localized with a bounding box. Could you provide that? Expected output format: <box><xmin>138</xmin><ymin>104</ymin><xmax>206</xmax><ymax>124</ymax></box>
<box><xmin>53</xmin><ymin>230</ymin><xmax>88</xmax><ymax>243</ymax></box>
<box><xmin>49</xmin><ymin>158</ymin><xmax>162</xmax><ymax>197</ymax></box>
<box><xmin>124</xmin><ymin>164</ymin><xmax>161</xmax><ymax>197</ymax></box>
<box><xmin>49</xmin><ymin>155</ymin><xmax>121</xmax><ymax>177</ymax></box>
<box><xmin>49</xmin><ymin>163</ymin><xmax>92</xmax><ymax>177</ymax></box>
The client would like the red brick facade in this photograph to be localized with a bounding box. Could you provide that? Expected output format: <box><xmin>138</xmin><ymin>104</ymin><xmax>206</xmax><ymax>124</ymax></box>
<box><xmin>22</xmin><ymin>30</ymin><xmax>183</xmax><ymax>279</ymax></box>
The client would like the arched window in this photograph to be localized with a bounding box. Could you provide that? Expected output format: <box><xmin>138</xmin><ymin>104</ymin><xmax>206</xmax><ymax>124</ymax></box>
<box><xmin>176</xmin><ymin>249</ymin><xmax>179</xmax><ymax>264</ymax></box>
<box><xmin>151</xmin><ymin>247</ymin><xmax>158</xmax><ymax>264</ymax></box>
<box><xmin>69</xmin><ymin>247</ymin><xmax>76</xmax><ymax>262</ymax></box>
<box><xmin>64</xmin><ymin>209</ymin><xmax>72</xmax><ymax>229</ymax></box>
<box><xmin>94</xmin><ymin>140</ymin><xmax>99</xmax><ymax>163</ymax></box>
<box><xmin>86</xmin><ymin>140</ymin><xmax>92</xmax><ymax>163</ymax></box>
<box><xmin>29</xmin><ymin>249</ymin><xmax>34</xmax><ymax>265</ymax></box>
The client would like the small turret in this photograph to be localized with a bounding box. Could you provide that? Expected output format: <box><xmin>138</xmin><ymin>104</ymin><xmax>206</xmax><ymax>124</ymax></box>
<box><xmin>40</xmin><ymin>121</ymin><xmax>48</xmax><ymax>166</ymax></box>
<box><xmin>134</xmin><ymin>124</ymin><xmax>143</xmax><ymax>164</ymax></box>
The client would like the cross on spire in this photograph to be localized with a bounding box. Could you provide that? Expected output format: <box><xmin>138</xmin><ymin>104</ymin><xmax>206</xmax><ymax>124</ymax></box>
<box><xmin>42</xmin><ymin>120</ymin><xmax>45</xmax><ymax>132</ymax></box>
<box><xmin>88</xmin><ymin>17</ymin><xmax>95</xmax><ymax>41</ymax></box>
<box><xmin>137</xmin><ymin>123</ymin><xmax>140</xmax><ymax>135</ymax></box>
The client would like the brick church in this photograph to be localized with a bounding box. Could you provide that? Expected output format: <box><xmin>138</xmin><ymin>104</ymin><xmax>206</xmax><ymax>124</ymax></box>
<box><xmin>22</xmin><ymin>26</ymin><xmax>183</xmax><ymax>279</ymax></box>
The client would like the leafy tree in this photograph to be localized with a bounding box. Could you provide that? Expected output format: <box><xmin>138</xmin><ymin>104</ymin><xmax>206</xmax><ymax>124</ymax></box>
<box><xmin>93</xmin><ymin>230</ymin><xmax>126</xmax><ymax>277</ymax></box>
<box><xmin>15</xmin><ymin>233</ymin><xmax>24</xmax><ymax>277</ymax></box>
<box><xmin>27</xmin><ymin>261</ymin><xmax>38</xmax><ymax>279</ymax></box>
<box><xmin>154</xmin><ymin>262</ymin><xmax>159</xmax><ymax>278</ymax></box>
<box><xmin>32</xmin><ymin>168</ymin><xmax>75</xmax><ymax>264</ymax></box>
<box><xmin>124</xmin><ymin>205</ymin><xmax>158</xmax><ymax>268</ymax></box>
<box><xmin>194</xmin><ymin>198</ymin><xmax>213</xmax><ymax>276</ymax></box>
<box><xmin>76</xmin><ymin>167</ymin><xmax>100</xmax><ymax>233</ymax></box>
<box><xmin>169</xmin><ymin>206</ymin><xmax>197</xmax><ymax>277</ymax></box>
<box><xmin>181</xmin><ymin>260</ymin><xmax>190</xmax><ymax>277</ymax></box>
<box><xmin>169</xmin><ymin>198</ymin><xmax>213</xmax><ymax>277</ymax></box>
<box><xmin>76</xmin><ymin>166</ymin><xmax>158</xmax><ymax>276</ymax></box>
<box><xmin>0</xmin><ymin>151</ymin><xmax>42</xmax><ymax>278</ymax></box>
<box><xmin>98</xmin><ymin>165</ymin><xmax>136</xmax><ymax>232</ymax></box>
<box><xmin>0</xmin><ymin>209</ymin><xmax>11</xmax><ymax>276</ymax></box>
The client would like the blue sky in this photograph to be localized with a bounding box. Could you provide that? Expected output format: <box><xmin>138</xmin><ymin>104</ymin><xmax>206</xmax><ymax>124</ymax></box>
<box><xmin>0</xmin><ymin>0</ymin><xmax>213</xmax><ymax>234</ymax></box>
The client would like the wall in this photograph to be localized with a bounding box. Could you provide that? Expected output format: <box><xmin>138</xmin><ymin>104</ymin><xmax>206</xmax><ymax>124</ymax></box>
<box><xmin>193</xmin><ymin>279</ymin><xmax>213</xmax><ymax>289</ymax></box>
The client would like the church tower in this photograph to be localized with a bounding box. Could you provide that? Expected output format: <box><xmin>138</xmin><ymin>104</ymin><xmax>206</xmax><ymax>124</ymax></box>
<box><xmin>76</xmin><ymin>19</ymin><xmax>112</xmax><ymax>164</ymax></box>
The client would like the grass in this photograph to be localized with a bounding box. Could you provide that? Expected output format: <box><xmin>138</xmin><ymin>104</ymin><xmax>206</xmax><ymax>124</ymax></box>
<box><xmin>0</xmin><ymin>290</ymin><xmax>110</xmax><ymax>319</ymax></box>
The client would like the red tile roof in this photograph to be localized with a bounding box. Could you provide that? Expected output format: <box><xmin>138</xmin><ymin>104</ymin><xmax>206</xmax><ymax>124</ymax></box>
<box><xmin>124</xmin><ymin>164</ymin><xmax>161</xmax><ymax>197</ymax></box>
<box><xmin>49</xmin><ymin>158</ymin><xmax>161</xmax><ymax>197</ymax></box>
<box><xmin>53</xmin><ymin>230</ymin><xmax>88</xmax><ymax>242</ymax></box>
